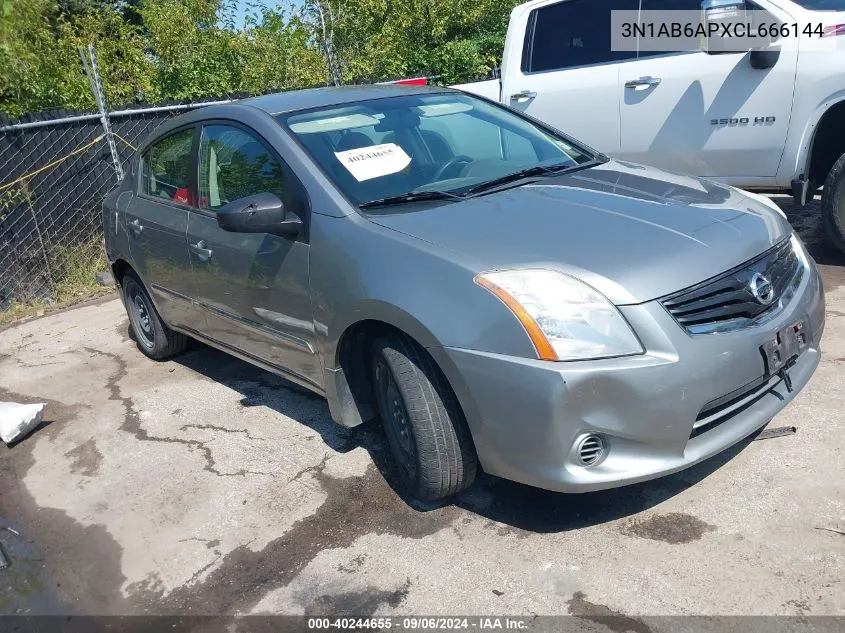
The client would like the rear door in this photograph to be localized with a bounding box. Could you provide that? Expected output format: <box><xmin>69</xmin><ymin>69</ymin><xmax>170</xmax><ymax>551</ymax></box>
<box><xmin>501</xmin><ymin>0</ymin><xmax>639</xmax><ymax>154</ymax></box>
<box><xmin>126</xmin><ymin>126</ymin><xmax>198</xmax><ymax>328</ymax></box>
<box><xmin>186</xmin><ymin>122</ymin><xmax>320</xmax><ymax>389</ymax></box>
<box><xmin>616</xmin><ymin>0</ymin><xmax>799</xmax><ymax>178</ymax></box>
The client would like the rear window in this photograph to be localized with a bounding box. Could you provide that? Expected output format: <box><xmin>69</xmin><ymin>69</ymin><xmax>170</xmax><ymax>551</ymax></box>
<box><xmin>141</xmin><ymin>128</ymin><xmax>194</xmax><ymax>205</ymax></box>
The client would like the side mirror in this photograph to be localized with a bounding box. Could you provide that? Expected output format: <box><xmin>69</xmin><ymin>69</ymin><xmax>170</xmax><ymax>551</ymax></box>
<box><xmin>749</xmin><ymin>47</ymin><xmax>780</xmax><ymax>69</ymax></box>
<box><xmin>216</xmin><ymin>192</ymin><xmax>302</xmax><ymax>238</ymax></box>
<box><xmin>701</xmin><ymin>0</ymin><xmax>747</xmax><ymax>55</ymax></box>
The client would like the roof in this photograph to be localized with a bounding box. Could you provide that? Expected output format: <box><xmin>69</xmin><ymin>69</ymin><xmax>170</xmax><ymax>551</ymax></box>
<box><xmin>242</xmin><ymin>84</ymin><xmax>454</xmax><ymax>115</ymax></box>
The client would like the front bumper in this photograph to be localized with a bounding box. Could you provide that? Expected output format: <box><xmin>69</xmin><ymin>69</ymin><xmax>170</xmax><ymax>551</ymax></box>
<box><xmin>431</xmin><ymin>260</ymin><xmax>825</xmax><ymax>493</ymax></box>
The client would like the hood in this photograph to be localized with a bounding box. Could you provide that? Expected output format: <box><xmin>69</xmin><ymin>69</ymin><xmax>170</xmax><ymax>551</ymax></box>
<box><xmin>366</xmin><ymin>160</ymin><xmax>793</xmax><ymax>304</ymax></box>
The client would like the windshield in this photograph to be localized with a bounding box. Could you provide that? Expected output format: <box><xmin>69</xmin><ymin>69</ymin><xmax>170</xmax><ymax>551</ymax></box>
<box><xmin>278</xmin><ymin>92</ymin><xmax>596</xmax><ymax>207</ymax></box>
<box><xmin>792</xmin><ymin>0</ymin><xmax>845</xmax><ymax>9</ymax></box>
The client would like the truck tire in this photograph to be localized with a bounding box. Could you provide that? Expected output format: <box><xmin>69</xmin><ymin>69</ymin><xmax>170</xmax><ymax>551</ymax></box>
<box><xmin>822</xmin><ymin>151</ymin><xmax>845</xmax><ymax>255</ymax></box>
<box><xmin>371</xmin><ymin>332</ymin><xmax>477</xmax><ymax>501</ymax></box>
<box><xmin>121</xmin><ymin>272</ymin><xmax>188</xmax><ymax>360</ymax></box>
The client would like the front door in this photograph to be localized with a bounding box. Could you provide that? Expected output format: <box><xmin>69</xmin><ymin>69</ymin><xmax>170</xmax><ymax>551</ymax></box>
<box><xmin>186</xmin><ymin>122</ymin><xmax>321</xmax><ymax>389</ymax></box>
<box><xmin>616</xmin><ymin>0</ymin><xmax>798</xmax><ymax>178</ymax></box>
<box><xmin>501</xmin><ymin>0</ymin><xmax>639</xmax><ymax>154</ymax></box>
<box><xmin>127</xmin><ymin>126</ymin><xmax>197</xmax><ymax>328</ymax></box>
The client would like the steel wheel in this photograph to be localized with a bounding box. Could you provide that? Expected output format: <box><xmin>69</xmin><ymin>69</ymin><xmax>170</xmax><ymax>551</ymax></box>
<box><xmin>373</xmin><ymin>357</ymin><xmax>418</xmax><ymax>482</ymax></box>
<box><xmin>128</xmin><ymin>287</ymin><xmax>155</xmax><ymax>350</ymax></box>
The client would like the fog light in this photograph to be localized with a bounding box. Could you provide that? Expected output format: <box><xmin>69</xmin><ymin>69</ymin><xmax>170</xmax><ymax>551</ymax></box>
<box><xmin>574</xmin><ymin>434</ymin><xmax>607</xmax><ymax>467</ymax></box>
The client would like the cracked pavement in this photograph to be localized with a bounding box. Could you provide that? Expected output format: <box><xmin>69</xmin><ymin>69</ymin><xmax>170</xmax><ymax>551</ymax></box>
<box><xmin>1</xmin><ymin>197</ymin><xmax>844</xmax><ymax>618</ymax></box>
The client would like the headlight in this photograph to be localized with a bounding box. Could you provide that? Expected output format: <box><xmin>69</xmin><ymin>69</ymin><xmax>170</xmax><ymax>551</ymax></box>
<box><xmin>475</xmin><ymin>269</ymin><xmax>644</xmax><ymax>361</ymax></box>
<box><xmin>791</xmin><ymin>233</ymin><xmax>810</xmax><ymax>268</ymax></box>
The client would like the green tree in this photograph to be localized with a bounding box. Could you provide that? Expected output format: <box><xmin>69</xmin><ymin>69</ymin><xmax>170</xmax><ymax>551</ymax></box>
<box><xmin>0</xmin><ymin>0</ymin><xmax>519</xmax><ymax>118</ymax></box>
<box><xmin>0</xmin><ymin>0</ymin><xmax>148</xmax><ymax>116</ymax></box>
<box><xmin>298</xmin><ymin>0</ymin><xmax>520</xmax><ymax>86</ymax></box>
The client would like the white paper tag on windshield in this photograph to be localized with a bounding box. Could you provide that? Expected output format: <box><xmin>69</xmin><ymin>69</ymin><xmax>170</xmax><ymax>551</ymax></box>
<box><xmin>334</xmin><ymin>143</ymin><xmax>411</xmax><ymax>182</ymax></box>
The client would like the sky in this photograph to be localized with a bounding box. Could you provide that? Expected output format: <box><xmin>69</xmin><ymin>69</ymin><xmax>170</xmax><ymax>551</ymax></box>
<box><xmin>229</xmin><ymin>0</ymin><xmax>304</xmax><ymax>29</ymax></box>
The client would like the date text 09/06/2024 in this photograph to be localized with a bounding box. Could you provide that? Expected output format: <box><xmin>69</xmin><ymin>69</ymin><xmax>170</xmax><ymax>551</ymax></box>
<box><xmin>307</xmin><ymin>617</ymin><xmax>530</xmax><ymax>630</ymax></box>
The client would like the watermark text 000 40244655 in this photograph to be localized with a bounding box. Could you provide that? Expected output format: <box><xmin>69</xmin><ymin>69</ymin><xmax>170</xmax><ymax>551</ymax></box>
<box><xmin>610</xmin><ymin>10</ymin><xmax>845</xmax><ymax>54</ymax></box>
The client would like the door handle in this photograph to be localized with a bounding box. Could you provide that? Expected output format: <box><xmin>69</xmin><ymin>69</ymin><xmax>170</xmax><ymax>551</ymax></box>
<box><xmin>625</xmin><ymin>77</ymin><xmax>662</xmax><ymax>90</ymax></box>
<box><xmin>128</xmin><ymin>219</ymin><xmax>143</xmax><ymax>237</ymax></box>
<box><xmin>510</xmin><ymin>90</ymin><xmax>537</xmax><ymax>102</ymax></box>
<box><xmin>190</xmin><ymin>240</ymin><xmax>213</xmax><ymax>263</ymax></box>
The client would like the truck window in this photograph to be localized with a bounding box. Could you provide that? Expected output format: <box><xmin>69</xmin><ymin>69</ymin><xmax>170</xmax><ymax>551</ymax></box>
<box><xmin>523</xmin><ymin>0</ymin><xmax>638</xmax><ymax>73</ymax></box>
<box><xmin>791</xmin><ymin>0</ymin><xmax>845</xmax><ymax>9</ymax></box>
<box><xmin>637</xmin><ymin>0</ymin><xmax>708</xmax><ymax>59</ymax></box>
<box><xmin>639</xmin><ymin>0</ymin><xmax>700</xmax><ymax>10</ymax></box>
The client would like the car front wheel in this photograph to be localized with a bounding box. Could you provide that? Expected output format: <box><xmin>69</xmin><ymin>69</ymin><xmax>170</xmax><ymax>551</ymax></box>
<box><xmin>371</xmin><ymin>332</ymin><xmax>477</xmax><ymax>501</ymax></box>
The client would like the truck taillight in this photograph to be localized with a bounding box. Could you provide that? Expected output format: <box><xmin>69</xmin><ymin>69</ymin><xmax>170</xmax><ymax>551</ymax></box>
<box><xmin>823</xmin><ymin>24</ymin><xmax>845</xmax><ymax>37</ymax></box>
<box><xmin>392</xmin><ymin>77</ymin><xmax>428</xmax><ymax>86</ymax></box>
<box><xmin>378</xmin><ymin>76</ymin><xmax>430</xmax><ymax>86</ymax></box>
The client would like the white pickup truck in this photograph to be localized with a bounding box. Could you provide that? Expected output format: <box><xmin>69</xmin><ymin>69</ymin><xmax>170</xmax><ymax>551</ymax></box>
<box><xmin>456</xmin><ymin>0</ymin><xmax>845</xmax><ymax>253</ymax></box>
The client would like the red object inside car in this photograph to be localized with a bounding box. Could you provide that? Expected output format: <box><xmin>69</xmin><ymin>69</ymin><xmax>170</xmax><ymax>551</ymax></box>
<box><xmin>173</xmin><ymin>187</ymin><xmax>192</xmax><ymax>205</ymax></box>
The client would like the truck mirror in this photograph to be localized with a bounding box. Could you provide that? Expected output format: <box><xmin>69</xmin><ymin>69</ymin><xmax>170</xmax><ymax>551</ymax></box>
<box><xmin>749</xmin><ymin>48</ymin><xmax>780</xmax><ymax>70</ymax></box>
<box><xmin>701</xmin><ymin>0</ymin><xmax>748</xmax><ymax>55</ymax></box>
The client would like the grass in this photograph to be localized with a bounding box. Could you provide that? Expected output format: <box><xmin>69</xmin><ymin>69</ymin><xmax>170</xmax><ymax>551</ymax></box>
<box><xmin>0</xmin><ymin>238</ymin><xmax>114</xmax><ymax>327</ymax></box>
<box><xmin>48</xmin><ymin>239</ymin><xmax>110</xmax><ymax>304</ymax></box>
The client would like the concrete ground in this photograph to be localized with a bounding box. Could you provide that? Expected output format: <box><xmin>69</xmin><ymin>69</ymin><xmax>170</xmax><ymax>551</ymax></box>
<box><xmin>1</xmin><ymin>197</ymin><xmax>844</xmax><ymax>618</ymax></box>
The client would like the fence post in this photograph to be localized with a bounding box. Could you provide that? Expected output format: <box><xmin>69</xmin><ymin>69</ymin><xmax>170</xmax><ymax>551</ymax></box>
<box><xmin>79</xmin><ymin>44</ymin><xmax>124</xmax><ymax>182</ymax></box>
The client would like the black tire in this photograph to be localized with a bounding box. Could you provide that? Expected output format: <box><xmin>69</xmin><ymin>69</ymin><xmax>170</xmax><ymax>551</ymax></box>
<box><xmin>371</xmin><ymin>332</ymin><xmax>477</xmax><ymax>501</ymax></box>
<box><xmin>822</xmin><ymin>151</ymin><xmax>845</xmax><ymax>255</ymax></box>
<box><xmin>121</xmin><ymin>272</ymin><xmax>188</xmax><ymax>360</ymax></box>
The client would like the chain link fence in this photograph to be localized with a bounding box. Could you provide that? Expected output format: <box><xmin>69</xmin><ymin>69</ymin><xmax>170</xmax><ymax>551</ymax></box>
<box><xmin>0</xmin><ymin>93</ymin><xmax>236</xmax><ymax>314</ymax></box>
<box><xmin>0</xmin><ymin>47</ymin><xmax>428</xmax><ymax>318</ymax></box>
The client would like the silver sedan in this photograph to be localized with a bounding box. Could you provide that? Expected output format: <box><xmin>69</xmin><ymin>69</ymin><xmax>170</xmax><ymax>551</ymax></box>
<box><xmin>103</xmin><ymin>85</ymin><xmax>824</xmax><ymax>500</ymax></box>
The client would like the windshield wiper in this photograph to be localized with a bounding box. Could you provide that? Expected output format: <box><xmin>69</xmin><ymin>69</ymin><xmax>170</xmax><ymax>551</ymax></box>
<box><xmin>359</xmin><ymin>190</ymin><xmax>465</xmax><ymax>209</ymax></box>
<box><xmin>464</xmin><ymin>160</ymin><xmax>602</xmax><ymax>196</ymax></box>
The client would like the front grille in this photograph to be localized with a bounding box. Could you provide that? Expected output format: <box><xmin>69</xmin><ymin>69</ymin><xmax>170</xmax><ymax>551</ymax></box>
<box><xmin>660</xmin><ymin>238</ymin><xmax>802</xmax><ymax>334</ymax></box>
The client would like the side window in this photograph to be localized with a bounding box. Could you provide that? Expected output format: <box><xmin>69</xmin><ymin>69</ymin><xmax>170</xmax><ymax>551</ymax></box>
<box><xmin>639</xmin><ymin>0</ymin><xmax>700</xmax><ymax>8</ymax></box>
<box><xmin>525</xmin><ymin>0</ymin><xmax>638</xmax><ymax>72</ymax></box>
<box><xmin>141</xmin><ymin>128</ymin><xmax>195</xmax><ymax>205</ymax></box>
<box><xmin>198</xmin><ymin>125</ymin><xmax>290</xmax><ymax>211</ymax></box>
<box><xmin>637</xmin><ymin>0</ymin><xmax>702</xmax><ymax>59</ymax></box>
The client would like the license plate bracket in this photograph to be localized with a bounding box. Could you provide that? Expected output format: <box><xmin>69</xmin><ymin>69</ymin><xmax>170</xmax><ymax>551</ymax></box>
<box><xmin>761</xmin><ymin>320</ymin><xmax>807</xmax><ymax>376</ymax></box>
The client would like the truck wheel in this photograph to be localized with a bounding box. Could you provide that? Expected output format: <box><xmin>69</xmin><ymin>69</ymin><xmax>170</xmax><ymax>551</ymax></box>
<box><xmin>822</xmin><ymin>151</ymin><xmax>845</xmax><ymax>254</ymax></box>
<box><xmin>122</xmin><ymin>272</ymin><xmax>188</xmax><ymax>360</ymax></box>
<box><xmin>371</xmin><ymin>332</ymin><xmax>477</xmax><ymax>501</ymax></box>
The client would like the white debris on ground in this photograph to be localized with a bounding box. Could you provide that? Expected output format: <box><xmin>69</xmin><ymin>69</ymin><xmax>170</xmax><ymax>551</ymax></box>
<box><xmin>0</xmin><ymin>402</ymin><xmax>45</xmax><ymax>444</ymax></box>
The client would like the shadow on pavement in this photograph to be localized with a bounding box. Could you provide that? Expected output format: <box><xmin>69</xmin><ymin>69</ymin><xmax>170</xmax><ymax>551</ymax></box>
<box><xmin>168</xmin><ymin>339</ymin><xmax>759</xmax><ymax>534</ymax></box>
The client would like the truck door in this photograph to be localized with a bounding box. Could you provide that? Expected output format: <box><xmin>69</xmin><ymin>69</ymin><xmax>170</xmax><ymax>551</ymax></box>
<box><xmin>616</xmin><ymin>0</ymin><xmax>798</xmax><ymax>180</ymax></box>
<box><xmin>501</xmin><ymin>0</ymin><xmax>639</xmax><ymax>155</ymax></box>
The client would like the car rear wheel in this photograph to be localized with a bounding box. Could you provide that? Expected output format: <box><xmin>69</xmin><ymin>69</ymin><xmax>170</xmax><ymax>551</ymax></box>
<box><xmin>822</xmin><ymin>151</ymin><xmax>845</xmax><ymax>255</ymax></box>
<box><xmin>122</xmin><ymin>272</ymin><xmax>188</xmax><ymax>360</ymax></box>
<box><xmin>371</xmin><ymin>332</ymin><xmax>477</xmax><ymax>501</ymax></box>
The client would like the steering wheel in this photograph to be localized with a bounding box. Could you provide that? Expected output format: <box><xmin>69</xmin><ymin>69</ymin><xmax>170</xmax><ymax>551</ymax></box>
<box><xmin>432</xmin><ymin>155</ymin><xmax>474</xmax><ymax>182</ymax></box>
